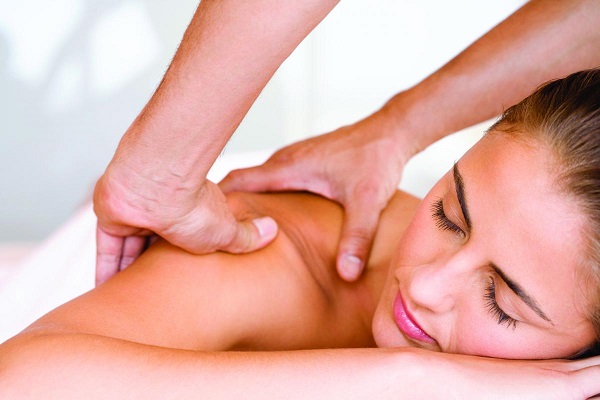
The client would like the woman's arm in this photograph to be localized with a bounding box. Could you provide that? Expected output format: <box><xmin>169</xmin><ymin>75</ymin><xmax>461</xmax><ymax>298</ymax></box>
<box><xmin>2</xmin><ymin>192</ymin><xmax>378</xmax><ymax>352</ymax></box>
<box><xmin>23</xmin><ymin>239</ymin><xmax>349</xmax><ymax>352</ymax></box>
<box><xmin>2</xmin><ymin>334</ymin><xmax>598</xmax><ymax>399</ymax></box>
<box><xmin>0</xmin><ymin>335</ymin><xmax>403</xmax><ymax>399</ymax></box>
<box><xmin>1</xmin><ymin>193</ymin><xmax>599</xmax><ymax>398</ymax></box>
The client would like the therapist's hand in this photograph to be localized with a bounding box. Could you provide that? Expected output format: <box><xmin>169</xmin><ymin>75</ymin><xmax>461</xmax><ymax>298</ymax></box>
<box><xmin>93</xmin><ymin>172</ymin><xmax>278</xmax><ymax>286</ymax></box>
<box><xmin>220</xmin><ymin>108</ymin><xmax>409</xmax><ymax>282</ymax></box>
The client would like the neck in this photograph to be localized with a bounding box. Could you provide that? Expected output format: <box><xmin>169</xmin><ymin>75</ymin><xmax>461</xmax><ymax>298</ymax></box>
<box><xmin>346</xmin><ymin>191</ymin><xmax>422</xmax><ymax>342</ymax></box>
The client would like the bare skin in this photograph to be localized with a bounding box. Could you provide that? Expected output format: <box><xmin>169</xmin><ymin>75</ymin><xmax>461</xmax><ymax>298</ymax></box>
<box><xmin>95</xmin><ymin>0</ymin><xmax>600</xmax><ymax>284</ymax></box>
<box><xmin>2</xmin><ymin>178</ymin><xmax>600</xmax><ymax>397</ymax></box>
<box><xmin>33</xmin><ymin>190</ymin><xmax>419</xmax><ymax>352</ymax></box>
<box><xmin>93</xmin><ymin>0</ymin><xmax>340</xmax><ymax>283</ymax></box>
<box><xmin>221</xmin><ymin>0</ymin><xmax>600</xmax><ymax>281</ymax></box>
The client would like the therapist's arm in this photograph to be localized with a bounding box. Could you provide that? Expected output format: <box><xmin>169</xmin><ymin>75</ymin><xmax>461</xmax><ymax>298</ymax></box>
<box><xmin>221</xmin><ymin>0</ymin><xmax>600</xmax><ymax>281</ymax></box>
<box><xmin>383</xmin><ymin>0</ymin><xmax>600</xmax><ymax>154</ymax></box>
<box><xmin>94</xmin><ymin>0</ymin><xmax>339</xmax><ymax>284</ymax></box>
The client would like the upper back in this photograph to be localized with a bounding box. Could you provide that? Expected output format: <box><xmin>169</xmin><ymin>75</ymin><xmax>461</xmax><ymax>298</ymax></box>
<box><xmin>27</xmin><ymin>190</ymin><xmax>419</xmax><ymax>351</ymax></box>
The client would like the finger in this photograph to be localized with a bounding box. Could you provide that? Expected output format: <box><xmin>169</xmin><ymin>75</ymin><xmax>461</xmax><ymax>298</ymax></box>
<box><xmin>219</xmin><ymin>164</ymin><xmax>299</xmax><ymax>194</ymax></box>
<box><xmin>220</xmin><ymin>216</ymin><xmax>279</xmax><ymax>254</ymax></box>
<box><xmin>118</xmin><ymin>235</ymin><xmax>147</xmax><ymax>271</ymax></box>
<box><xmin>571</xmin><ymin>364</ymin><xmax>600</xmax><ymax>399</ymax></box>
<box><xmin>569</xmin><ymin>354</ymin><xmax>600</xmax><ymax>370</ymax></box>
<box><xmin>336</xmin><ymin>201</ymin><xmax>383</xmax><ymax>282</ymax></box>
<box><xmin>95</xmin><ymin>226</ymin><xmax>124</xmax><ymax>286</ymax></box>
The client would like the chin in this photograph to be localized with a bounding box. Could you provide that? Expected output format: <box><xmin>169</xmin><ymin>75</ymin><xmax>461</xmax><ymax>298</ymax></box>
<box><xmin>371</xmin><ymin>302</ymin><xmax>409</xmax><ymax>349</ymax></box>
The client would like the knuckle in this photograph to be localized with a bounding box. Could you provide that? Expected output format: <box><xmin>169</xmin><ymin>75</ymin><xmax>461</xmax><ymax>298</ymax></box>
<box><xmin>341</xmin><ymin>227</ymin><xmax>375</xmax><ymax>256</ymax></box>
<box><xmin>189</xmin><ymin>215</ymin><xmax>250</xmax><ymax>255</ymax></box>
<box><xmin>224</xmin><ymin>168</ymin><xmax>244</xmax><ymax>181</ymax></box>
<box><xmin>97</xmin><ymin>253</ymin><xmax>121</xmax><ymax>265</ymax></box>
<box><xmin>344</xmin><ymin>226</ymin><xmax>374</xmax><ymax>242</ymax></box>
<box><xmin>269</xmin><ymin>146</ymin><xmax>304</xmax><ymax>165</ymax></box>
<box><xmin>227</xmin><ymin>225</ymin><xmax>255</xmax><ymax>254</ymax></box>
<box><xmin>352</xmin><ymin>180</ymin><xmax>389</xmax><ymax>204</ymax></box>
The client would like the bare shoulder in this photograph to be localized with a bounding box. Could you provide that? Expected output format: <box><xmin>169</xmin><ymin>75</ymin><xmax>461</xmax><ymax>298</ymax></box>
<box><xmin>232</xmin><ymin>190</ymin><xmax>421</xmax><ymax>349</ymax></box>
<box><xmin>26</xmin><ymin>190</ymin><xmax>420</xmax><ymax>353</ymax></box>
<box><xmin>24</xmin><ymin>192</ymin><xmax>354</xmax><ymax>351</ymax></box>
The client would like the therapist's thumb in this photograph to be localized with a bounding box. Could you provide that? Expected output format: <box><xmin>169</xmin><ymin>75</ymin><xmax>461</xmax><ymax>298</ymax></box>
<box><xmin>221</xmin><ymin>216</ymin><xmax>279</xmax><ymax>253</ymax></box>
<box><xmin>336</xmin><ymin>204</ymin><xmax>381</xmax><ymax>282</ymax></box>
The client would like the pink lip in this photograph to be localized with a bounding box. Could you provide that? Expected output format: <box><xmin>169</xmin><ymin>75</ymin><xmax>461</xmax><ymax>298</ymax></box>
<box><xmin>393</xmin><ymin>291</ymin><xmax>435</xmax><ymax>344</ymax></box>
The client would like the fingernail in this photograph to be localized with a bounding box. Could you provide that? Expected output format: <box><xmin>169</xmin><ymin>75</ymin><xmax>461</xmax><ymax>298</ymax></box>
<box><xmin>339</xmin><ymin>254</ymin><xmax>363</xmax><ymax>281</ymax></box>
<box><xmin>252</xmin><ymin>217</ymin><xmax>278</xmax><ymax>241</ymax></box>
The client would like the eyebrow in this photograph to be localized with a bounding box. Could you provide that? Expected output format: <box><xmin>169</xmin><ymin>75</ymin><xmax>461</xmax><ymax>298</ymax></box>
<box><xmin>453</xmin><ymin>163</ymin><xmax>471</xmax><ymax>231</ymax></box>
<box><xmin>491</xmin><ymin>264</ymin><xmax>554</xmax><ymax>325</ymax></box>
<box><xmin>452</xmin><ymin>163</ymin><xmax>554</xmax><ymax>325</ymax></box>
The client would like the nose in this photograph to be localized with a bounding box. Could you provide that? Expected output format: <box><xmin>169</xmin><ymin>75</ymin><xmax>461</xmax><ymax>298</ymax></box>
<box><xmin>406</xmin><ymin>255</ymin><xmax>465</xmax><ymax>314</ymax></box>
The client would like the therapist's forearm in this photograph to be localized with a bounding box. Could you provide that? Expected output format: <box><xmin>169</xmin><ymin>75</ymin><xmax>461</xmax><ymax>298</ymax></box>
<box><xmin>382</xmin><ymin>0</ymin><xmax>600</xmax><ymax>157</ymax></box>
<box><xmin>111</xmin><ymin>0</ymin><xmax>338</xmax><ymax>186</ymax></box>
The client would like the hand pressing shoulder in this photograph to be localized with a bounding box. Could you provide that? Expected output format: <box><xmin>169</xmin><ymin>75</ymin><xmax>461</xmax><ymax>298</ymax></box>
<box><xmin>27</xmin><ymin>191</ymin><xmax>413</xmax><ymax>352</ymax></box>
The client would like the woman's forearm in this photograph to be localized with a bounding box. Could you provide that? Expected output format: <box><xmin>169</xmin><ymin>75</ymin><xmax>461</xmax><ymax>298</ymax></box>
<box><xmin>382</xmin><ymin>0</ymin><xmax>600</xmax><ymax>157</ymax></box>
<box><xmin>0</xmin><ymin>333</ymin><xmax>415</xmax><ymax>399</ymax></box>
<box><xmin>3</xmin><ymin>332</ymin><xmax>596</xmax><ymax>399</ymax></box>
<box><xmin>111</xmin><ymin>0</ymin><xmax>339</xmax><ymax>188</ymax></box>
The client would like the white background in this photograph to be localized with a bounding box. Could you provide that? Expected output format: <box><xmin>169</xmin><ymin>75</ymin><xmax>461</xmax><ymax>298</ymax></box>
<box><xmin>0</xmin><ymin>0</ymin><xmax>525</xmax><ymax>242</ymax></box>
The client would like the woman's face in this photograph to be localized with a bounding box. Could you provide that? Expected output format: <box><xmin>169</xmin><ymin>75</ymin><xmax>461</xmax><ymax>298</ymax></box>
<box><xmin>372</xmin><ymin>132</ymin><xmax>596</xmax><ymax>359</ymax></box>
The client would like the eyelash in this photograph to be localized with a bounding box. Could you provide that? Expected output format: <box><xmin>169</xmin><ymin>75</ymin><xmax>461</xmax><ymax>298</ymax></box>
<box><xmin>484</xmin><ymin>277</ymin><xmax>518</xmax><ymax>330</ymax></box>
<box><xmin>430</xmin><ymin>198</ymin><xmax>465</xmax><ymax>237</ymax></box>
<box><xmin>430</xmin><ymin>199</ymin><xmax>517</xmax><ymax>330</ymax></box>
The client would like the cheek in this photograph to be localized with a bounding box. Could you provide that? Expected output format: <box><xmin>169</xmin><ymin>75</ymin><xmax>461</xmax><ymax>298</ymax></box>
<box><xmin>452</xmin><ymin>317</ymin><xmax>551</xmax><ymax>359</ymax></box>
<box><xmin>394</xmin><ymin>200</ymin><xmax>443</xmax><ymax>267</ymax></box>
<box><xmin>452</xmin><ymin>322</ymin><xmax>510</xmax><ymax>357</ymax></box>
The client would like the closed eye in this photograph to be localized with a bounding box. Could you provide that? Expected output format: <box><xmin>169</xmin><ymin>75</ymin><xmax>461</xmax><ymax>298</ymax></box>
<box><xmin>484</xmin><ymin>276</ymin><xmax>518</xmax><ymax>330</ymax></box>
<box><xmin>430</xmin><ymin>198</ymin><xmax>465</xmax><ymax>238</ymax></box>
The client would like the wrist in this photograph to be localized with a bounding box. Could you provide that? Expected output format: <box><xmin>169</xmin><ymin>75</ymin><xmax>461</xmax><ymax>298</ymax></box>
<box><xmin>387</xmin><ymin>347</ymin><xmax>453</xmax><ymax>397</ymax></box>
<box><xmin>113</xmin><ymin>116</ymin><xmax>212</xmax><ymax>187</ymax></box>
<box><xmin>97</xmin><ymin>156</ymin><xmax>204</xmax><ymax>234</ymax></box>
<box><xmin>379</xmin><ymin>70</ymin><xmax>474</xmax><ymax>160</ymax></box>
<box><xmin>377</xmin><ymin>89</ymin><xmax>435</xmax><ymax>160</ymax></box>
<box><xmin>369</xmin><ymin>93</ymin><xmax>426</xmax><ymax>169</ymax></box>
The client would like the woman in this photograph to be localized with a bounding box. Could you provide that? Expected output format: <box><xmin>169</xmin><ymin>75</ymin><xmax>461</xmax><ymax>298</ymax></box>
<box><xmin>1</xmin><ymin>69</ymin><xmax>600</xmax><ymax>398</ymax></box>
